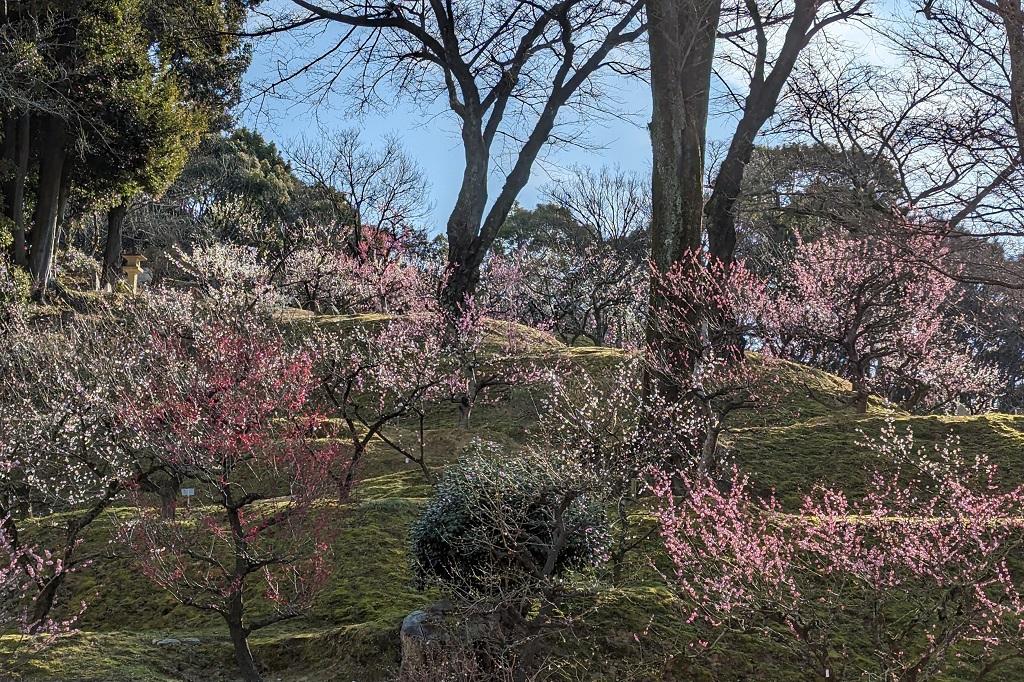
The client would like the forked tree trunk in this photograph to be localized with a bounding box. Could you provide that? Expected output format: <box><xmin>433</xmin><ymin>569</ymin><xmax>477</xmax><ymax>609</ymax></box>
<box><xmin>28</xmin><ymin>114</ymin><xmax>68</xmax><ymax>300</ymax></box>
<box><xmin>704</xmin><ymin>0</ymin><xmax>822</xmax><ymax>268</ymax></box>
<box><xmin>442</xmin><ymin>129</ymin><xmax>490</xmax><ymax>307</ymax></box>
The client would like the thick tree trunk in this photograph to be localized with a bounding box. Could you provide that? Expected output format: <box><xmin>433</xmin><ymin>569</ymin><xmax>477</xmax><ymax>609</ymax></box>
<box><xmin>2</xmin><ymin>112</ymin><xmax>29</xmax><ymax>266</ymax></box>
<box><xmin>647</xmin><ymin>0</ymin><xmax>720</xmax><ymax>271</ymax></box>
<box><xmin>28</xmin><ymin>114</ymin><xmax>68</xmax><ymax>300</ymax></box>
<box><xmin>442</xmin><ymin>92</ymin><xmax>568</xmax><ymax>306</ymax></box>
<box><xmin>645</xmin><ymin>0</ymin><xmax>722</xmax><ymax>399</ymax></box>
<box><xmin>443</xmin><ymin>219</ymin><xmax>485</xmax><ymax>308</ymax></box>
<box><xmin>102</xmin><ymin>202</ymin><xmax>127</xmax><ymax>288</ymax></box>
<box><xmin>442</xmin><ymin>122</ymin><xmax>490</xmax><ymax>307</ymax></box>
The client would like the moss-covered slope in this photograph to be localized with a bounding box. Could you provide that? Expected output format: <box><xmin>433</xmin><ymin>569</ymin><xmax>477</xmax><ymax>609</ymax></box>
<box><xmin>6</xmin><ymin>314</ymin><xmax>1023</xmax><ymax>681</ymax></box>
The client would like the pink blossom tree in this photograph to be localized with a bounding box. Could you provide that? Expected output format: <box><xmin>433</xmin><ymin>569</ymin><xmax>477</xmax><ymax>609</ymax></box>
<box><xmin>312</xmin><ymin>310</ymin><xmax>464</xmax><ymax>490</ymax></box>
<box><xmin>284</xmin><ymin>227</ymin><xmax>431</xmax><ymax>314</ymax></box>
<box><xmin>654</xmin><ymin>423</ymin><xmax>1024</xmax><ymax>680</ymax></box>
<box><xmin>533</xmin><ymin>357</ymin><xmax>692</xmax><ymax>583</ymax></box>
<box><xmin>312</xmin><ymin>286</ymin><xmax>554</xmax><ymax>493</ymax></box>
<box><xmin>646</xmin><ymin>250</ymin><xmax>789</xmax><ymax>472</ymax></box>
<box><xmin>119</xmin><ymin>312</ymin><xmax>348</xmax><ymax>682</ymax></box>
<box><xmin>749</xmin><ymin>229</ymin><xmax>997</xmax><ymax>411</ymax></box>
<box><xmin>0</xmin><ymin>520</ymin><xmax>82</xmax><ymax>651</ymax></box>
<box><xmin>479</xmin><ymin>244</ymin><xmax>646</xmax><ymax>348</ymax></box>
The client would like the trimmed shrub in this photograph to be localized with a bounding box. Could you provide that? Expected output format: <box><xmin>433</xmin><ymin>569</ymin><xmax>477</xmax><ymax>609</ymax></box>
<box><xmin>410</xmin><ymin>453</ymin><xmax>610</xmax><ymax>592</ymax></box>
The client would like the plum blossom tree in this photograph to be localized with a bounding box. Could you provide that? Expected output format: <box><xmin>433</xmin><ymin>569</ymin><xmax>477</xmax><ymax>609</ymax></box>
<box><xmin>312</xmin><ymin>286</ymin><xmax>554</xmax><ymax>494</ymax></box>
<box><xmin>532</xmin><ymin>358</ymin><xmax>686</xmax><ymax>583</ymax></box>
<box><xmin>312</xmin><ymin>311</ymin><xmax>464</xmax><ymax>490</ymax></box>
<box><xmin>480</xmin><ymin>244</ymin><xmax>646</xmax><ymax>348</ymax></box>
<box><xmin>654</xmin><ymin>423</ymin><xmax>1024</xmax><ymax>681</ymax></box>
<box><xmin>749</xmin><ymin>228</ymin><xmax>997</xmax><ymax>411</ymax></box>
<box><xmin>0</xmin><ymin>520</ymin><xmax>83</xmax><ymax>654</ymax></box>
<box><xmin>284</xmin><ymin>227</ymin><xmax>430</xmax><ymax>314</ymax></box>
<box><xmin>0</xmin><ymin>302</ymin><xmax>159</xmax><ymax>627</ymax></box>
<box><xmin>646</xmin><ymin>249</ymin><xmax>790</xmax><ymax>471</ymax></box>
<box><xmin>169</xmin><ymin>242</ymin><xmax>283</xmax><ymax>311</ymax></box>
<box><xmin>118</xmin><ymin>310</ymin><xmax>348</xmax><ymax>682</ymax></box>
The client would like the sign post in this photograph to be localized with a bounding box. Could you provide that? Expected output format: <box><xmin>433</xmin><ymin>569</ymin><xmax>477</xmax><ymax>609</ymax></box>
<box><xmin>181</xmin><ymin>487</ymin><xmax>195</xmax><ymax>510</ymax></box>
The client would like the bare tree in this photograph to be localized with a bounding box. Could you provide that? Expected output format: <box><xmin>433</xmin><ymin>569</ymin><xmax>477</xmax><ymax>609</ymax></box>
<box><xmin>288</xmin><ymin>130</ymin><xmax>429</xmax><ymax>252</ymax></box>
<box><xmin>780</xmin><ymin>27</ymin><xmax>1024</xmax><ymax>285</ymax></box>
<box><xmin>947</xmin><ymin>0</ymin><xmax>1024</xmax><ymax>151</ymax></box>
<box><xmin>253</xmin><ymin>0</ymin><xmax>646</xmax><ymax>304</ymax></box>
<box><xmin>543</xmin><ymin>164</ymin><xmax>650</xmax><ymax>247</ymax></box>
<box><xmin>705</xmin><ymin>0</ymin><xmax>872</xmax><ymax>266</ymax></box>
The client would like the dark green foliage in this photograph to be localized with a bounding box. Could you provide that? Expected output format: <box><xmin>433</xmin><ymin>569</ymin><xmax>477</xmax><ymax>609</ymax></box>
<box><xmin>162</xmin><ymin>128</ymin><xmax>352</xmax><ymax>249</ymax></box>
<box><xmin>735</xmin><ymin>143</ymin><xmax>902</xmax><ymax>269</ymax></box>
<box><xmin>410</xmin><ymin>454</ymin><xmax>611</xmax><ymax>592</ymax></box>
<box><xmin>497</xmin><ymin>202</ymin><xmax>584</xmax><ymax>252</ymax></box>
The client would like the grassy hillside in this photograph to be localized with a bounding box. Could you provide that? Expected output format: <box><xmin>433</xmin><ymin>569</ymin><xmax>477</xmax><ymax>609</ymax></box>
<box><xmin>5</xmin><ymin>314</ymin><xmax>1024</xmax><ymax>681</ymax></box>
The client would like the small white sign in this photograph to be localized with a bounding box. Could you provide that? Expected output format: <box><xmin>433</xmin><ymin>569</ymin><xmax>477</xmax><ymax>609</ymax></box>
<box><xmin>180</xmin><ymin>488</ymin><xmax>195</xmax><ymax>497</ymax></box>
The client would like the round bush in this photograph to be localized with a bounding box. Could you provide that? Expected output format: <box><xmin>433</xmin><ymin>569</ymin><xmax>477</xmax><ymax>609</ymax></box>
<box><xmin>410</xmin><ymin>454</ymin><xmax>610</xmax><ymax>592</ymax></box>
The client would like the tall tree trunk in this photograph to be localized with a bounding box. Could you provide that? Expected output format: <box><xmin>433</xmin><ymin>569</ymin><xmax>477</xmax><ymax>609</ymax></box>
<box><xmin>995</xmin><ymin>0</ymin><xmax>1024</xmax><ymax>152</ymax></box>
<box><xmin>645</xmin><ymin>0</ymin><xmax>722</xmax><ymax>399</ymax></box>
<box><xmin>28</xmin><ymin>114</ymin><xmax>68</xmax><ymax>301</ymax></box>
<box><xmin>647</xmin><ymin>0</ymin><xmax>720</xmax><ymax>271</ymax></box>
<box><xmin>2</xmin><ymin>112</ymin><xmax>29</xmax><ymax>266</ymax></box>
<box><xmin>704</xmin><ymin>0</ymin><xmax>821</xmax><ymax>267</ymax></box>
<box><xmin>442</xmin><ymin>125</ymin><xmax>490</xmax><ymax>308</ymax></box>
<box><xmin>441</xmin><ymin>88</ymin><xmax>572</xmax><ymax>306</ymax></box>
<box><xmin>102</xmin><ymin>202</ymin><xmax>127</xmax><ymax>288</ymax></box>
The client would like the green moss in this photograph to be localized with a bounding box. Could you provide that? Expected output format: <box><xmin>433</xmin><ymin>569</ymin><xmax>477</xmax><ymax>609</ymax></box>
<box><xmin>729</xmin><ymin>413</ymin><xmax>1024</xmax><ymax>508</ymax></box>
<box><xmin>1</xmin><ymin>630</ymin><xmax>235</xmax><ymax>681</ymax></box>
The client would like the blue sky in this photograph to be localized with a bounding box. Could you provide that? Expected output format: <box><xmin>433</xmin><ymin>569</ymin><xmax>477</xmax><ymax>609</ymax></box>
<box><xmin>239</xmin><ymin>20</ymin><xmax>656</xmax><ymax>232</ymax></box>
<box><xmin>239</xmin><ymin>3</ymin><xmax>894</xmax><ymax>233</ymax></box>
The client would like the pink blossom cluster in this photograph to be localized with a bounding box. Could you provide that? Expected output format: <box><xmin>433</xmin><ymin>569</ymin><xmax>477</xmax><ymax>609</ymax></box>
<box><xmin>477</xmin><ymin>242</ymin><xmax>647</xmax><ymax>348</ymax></box>
<box><xmin>284</xmin><ymin>227</ymin><xmax>431</xmax><ymax>314</ymax></box>
<box><xmin>653</xmin><ymin>424</ymin><xmax>1024</xmax><ymax>678</ymax></box>
<box><xmin>119</xmin><ymin>315</ymin><xmax>346</xmax><ymax>626</ymax></box>
<box><xmin>0</xmin><ymin>520</ymin><xmax>82</xmax><ymax>646</ymax></box>
<box><xmin>646</xmin><ymin>250</ymin><xmax>788</xmax><ymax>470</ymax></box>
<box><xmin>745</xmin><ymin>229</ymin><xmax>998</xmax><ymax>410</ymax></box>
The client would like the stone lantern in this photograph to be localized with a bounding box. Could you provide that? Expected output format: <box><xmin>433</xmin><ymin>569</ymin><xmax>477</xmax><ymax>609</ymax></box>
<box><xmin>122</xmin><ymin>254</ymin><xmax>147</xmax><ymax>294</ymax></box>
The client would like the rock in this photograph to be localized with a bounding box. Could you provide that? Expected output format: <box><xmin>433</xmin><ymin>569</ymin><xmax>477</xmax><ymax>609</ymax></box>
<box><xmin>153</xmin><ymin>638</ymin><xmax>180</xmax><ymax>646</ymax></box>
<box><xmin>398</xmin><ymin>602</ymin><xmax>505</xmax><ymax>680</ymax></box>
<box><xmin>399</xmin><ymin>602</ymin><xmax>453</xmax><ymax>680</ymax></box>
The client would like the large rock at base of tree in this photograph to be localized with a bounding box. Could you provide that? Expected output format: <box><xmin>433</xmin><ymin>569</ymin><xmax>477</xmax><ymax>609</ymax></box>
<box><xmin>399</xmin><ymin>601</ymin><xmax>454</xmax><ymax>680</ymax></box>
<box><xmin>399</xmin><ymin>600</ymin><xmax>510</xmax><ymax>680</ymax></box>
